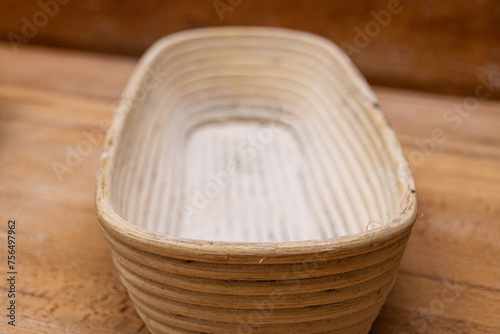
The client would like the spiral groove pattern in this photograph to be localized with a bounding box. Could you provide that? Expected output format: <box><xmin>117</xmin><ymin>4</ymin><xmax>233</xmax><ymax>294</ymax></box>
<box><xmin>96</xmin><ymin>27</ymin><xmax>417</xmax><ymax>334</ymax></box>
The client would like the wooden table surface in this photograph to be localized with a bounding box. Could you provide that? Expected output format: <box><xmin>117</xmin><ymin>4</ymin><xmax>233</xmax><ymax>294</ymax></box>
<box><xmin>0</xmin><ymin>43</ymin><xmax>499</xmax><ymax>334</ymax></box>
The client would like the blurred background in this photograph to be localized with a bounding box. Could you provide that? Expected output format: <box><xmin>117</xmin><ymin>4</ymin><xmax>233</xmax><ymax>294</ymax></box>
<box><xmin>1</xmin><ymin>0</ymin><xmax>499</xmax><ymax>99</ymax></box>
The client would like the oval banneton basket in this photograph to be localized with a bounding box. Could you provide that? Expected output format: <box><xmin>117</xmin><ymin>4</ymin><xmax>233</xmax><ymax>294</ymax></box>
<box><xmin>96</xmin><ymin>27</ymin><xmax>418</xmax><ymax>334</ymax></box>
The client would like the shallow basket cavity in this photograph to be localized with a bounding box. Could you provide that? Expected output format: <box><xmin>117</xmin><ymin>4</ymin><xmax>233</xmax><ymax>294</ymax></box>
<box><xmin>96</xmin><ymin>27</ymin><xmax>418</xmax><ymax>334</ymax></box>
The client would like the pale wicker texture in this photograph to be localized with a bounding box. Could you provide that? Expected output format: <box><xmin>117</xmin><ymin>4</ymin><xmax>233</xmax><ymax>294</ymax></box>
<box><xmin>96</xmin><ymin>27</ymin><xmax>418</xmax><ymax>334</ymax></box>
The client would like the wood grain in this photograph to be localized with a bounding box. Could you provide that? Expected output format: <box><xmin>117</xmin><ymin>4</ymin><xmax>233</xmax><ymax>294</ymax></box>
<box><xmin>0</xmin><ymin>43</ymin><xmax>499</xmax><ymax>333</ymax></box>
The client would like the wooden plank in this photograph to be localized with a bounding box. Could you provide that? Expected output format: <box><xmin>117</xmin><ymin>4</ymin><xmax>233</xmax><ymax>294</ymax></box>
<box><xmin>0</xmin><ymin>44</ymin><xmax>499</xmax><ymax>333</ymax></box>
<box><xmin>0</xmin><ymin>42</ymin><xmax>135</xmax><ymax>101</ymax></box>
<box><xmin>0</xmin><ymin>86</ymin><xmax>112</xmax><ymax>213</ymax></box>
<box><xmin>0</xmin><ymin>1</ymin><xmax>499</xmax><ymax>99</ymax></box>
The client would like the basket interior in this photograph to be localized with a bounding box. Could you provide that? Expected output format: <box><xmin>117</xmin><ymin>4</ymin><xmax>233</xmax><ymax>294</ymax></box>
<box><xmin>110</xmin><ymin>31</ymin><xmax>404</xmax><ymax>242</ymax></box>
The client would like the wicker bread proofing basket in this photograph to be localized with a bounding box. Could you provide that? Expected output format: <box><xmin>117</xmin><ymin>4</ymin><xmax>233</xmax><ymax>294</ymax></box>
<box><xmin>95</xmin><ymin>27</ymin><xmax>418</xmax><ymax>334</ymax></box>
